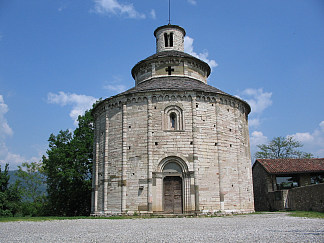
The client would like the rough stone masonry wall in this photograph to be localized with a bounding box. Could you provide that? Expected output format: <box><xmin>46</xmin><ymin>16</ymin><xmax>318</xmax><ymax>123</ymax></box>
<box><xmin>92</xmin><ymin>103</ymin><xmax>124</xmax><ymax>215</ymax></box>
<box><xmin>253</xmin><ymin>162</ymin><xmax>324</xmax><ymax>212</ymax></box>
<box><xmin>92</xmin><ymin>91</ymin><xmax>254</xmax><ymax>214</ymax></box>
<box><xmin>150</xmin><ymin>93</ymin><xmax>194</xmax><ymax>173</ymax></box>
<box><xmin>194</xmin><ymin>96</ymin><xmax>220</xmax><ymax>211</ymax></box>
<box><xmin>287</xmin><ymin>184</ymin><xmax>324</xmax><ymax>212</ymax></box>
<box><xmin>267</xmin><ymin>190</ymin><xmax>289</xmax><ymax>211</ymax></box>
<box><xmin>205</xmin><ymin>96</ymin><xmax>254</xmax><ymax>212</ymax></box>
<box><xmin>150</xmin><ymin>93</ymin><xmax>195</xmax><ymax>212</ymax></box>
<box><xmin>155</xmin><ymin>27</ymin><xmax>184</xmax><ymax>53</ymax></box>
<box><xmin>125</xmin><ymin>98</ymin><xmax>149</xmax><ymax>212</ymax></box>
<box><xmin>149</xmin><ymin>92</ymin><xmax>253</xmax><ymax>213</ymax></box>
<box><xmin>253</xmin><ymin>163</ymin><xmax>274</xmax><ymax>211</ymax></box>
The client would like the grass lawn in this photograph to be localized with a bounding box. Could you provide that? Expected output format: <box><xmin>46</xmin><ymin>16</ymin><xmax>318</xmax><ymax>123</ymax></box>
<box><xmin>288</xmin><ymin>211</ymin><xmax>324</xmax><ymax>219</ymax></box>
<box><xmin>1</xmin><ymin>211</ymin><xmax>323</xmax><ymax>222</ymax></box>
<box><xmin>0</xmin><ymin>215</ymin><xmax>136</xmax><ymax>222</ymax></box>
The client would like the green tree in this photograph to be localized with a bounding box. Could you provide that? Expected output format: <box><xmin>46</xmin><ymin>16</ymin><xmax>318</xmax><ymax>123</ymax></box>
<box><xmin>43</xmin><ymin>109</ymin><xmax>94</xmax><ymax>216</ymax></box>
<box><xmin>255</xmin><ymin>136</ymin><xmax>314</xmax><ymax>159</ymax></box>
<box><xmin>16</xmin><ymin>162</ymin><xmax>45</xmax><ymax>202</ymax></box>
<box><xmin>0</xmin><ymin>164</ymin><xmax>21</xmax><ymax>217</ymax></box>
<box><xmin>15</xmin><ymin>161</ymin><xmax>46</xmax><ymax>216</ymax></box>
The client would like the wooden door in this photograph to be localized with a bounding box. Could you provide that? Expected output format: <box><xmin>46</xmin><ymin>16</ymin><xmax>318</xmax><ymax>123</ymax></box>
<box><xmin>163</xmin><ymin>176</ymin><xmax>182</xmax><ymax>214</ymax></box>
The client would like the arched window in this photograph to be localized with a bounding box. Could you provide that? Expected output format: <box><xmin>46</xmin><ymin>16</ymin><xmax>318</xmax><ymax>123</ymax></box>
<box><xmin>164</xmin><ymin>33</ymin><xmax>168</xmax><ymax>47</ymax></box>
<box><xmin>169</xmin><ymin>33</ymin><xmax>173</xmax><ymax>47</ymax></box>
<box><xmin>163</xmin><ymin>105</ymin><xmax>184</xmax><ymax>131</ymax></box>
<box><xmin>164</xmin><ymin>32</ymin><xmax>174</xmax><ymax>47</ymax></box>
<box><xmin>170</xmin><ymin>112</ymin><xmax>177</xmax><ymax>129</ymax></box>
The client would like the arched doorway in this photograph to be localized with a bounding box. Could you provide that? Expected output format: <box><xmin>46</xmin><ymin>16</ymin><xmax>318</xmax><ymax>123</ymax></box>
<box><xmin>163</xmin><ymin>162</ymin><xmax>183</xmax><ymax>213</ymax></box>
<box><xmin>152</xmin><ymin>156</ymin><xmax>194</xmax><ymax>214</ymax></box>
<box><xmin>163</xmin><ymin>177</ymin><xmax>182</xmax><ymax>213</ymax></box>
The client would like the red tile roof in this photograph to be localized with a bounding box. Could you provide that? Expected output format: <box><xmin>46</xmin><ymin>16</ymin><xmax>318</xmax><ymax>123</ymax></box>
<box><xmin>254</xmin><ymin>158</ymin><xmax>324</xmax><ymax>174</ymax></box>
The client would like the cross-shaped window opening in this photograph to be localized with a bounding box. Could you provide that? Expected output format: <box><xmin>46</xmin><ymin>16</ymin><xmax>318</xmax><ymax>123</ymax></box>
<box><xmin>165</xmin><ymin>66</ymin><xmax>175</xmax><ymax>75</ymax></box>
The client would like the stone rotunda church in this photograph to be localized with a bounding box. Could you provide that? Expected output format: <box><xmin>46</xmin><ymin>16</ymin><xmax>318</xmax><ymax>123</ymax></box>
<box><xmin>91</xmin><ymin>24</ymin><xmax>254</xmax><ymax>215</ymax></box>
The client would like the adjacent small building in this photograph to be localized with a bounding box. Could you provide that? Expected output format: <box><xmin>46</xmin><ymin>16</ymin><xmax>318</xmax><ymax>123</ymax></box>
<box><xmin>252</xmin><ymin>158</ymin><xmax>324</xmax><ymax>212</ymax></box>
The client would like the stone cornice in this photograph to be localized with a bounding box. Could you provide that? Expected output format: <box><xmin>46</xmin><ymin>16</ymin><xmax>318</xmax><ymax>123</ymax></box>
<box><xmin>154</xmin><ymin>25</ymin><xmax>186</xmax><ymax>37</ymax></box>
<box><xmin>92</xmin><ymin>88</ymin><xmax>251</xmax><ymax>119</ymax></box>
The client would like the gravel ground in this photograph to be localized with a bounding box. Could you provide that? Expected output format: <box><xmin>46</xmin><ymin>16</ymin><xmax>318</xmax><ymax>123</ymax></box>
<box><xmin>0</xmin><ymin>213</ymin><xmax>323</xmax><ymax>243</ymax></box>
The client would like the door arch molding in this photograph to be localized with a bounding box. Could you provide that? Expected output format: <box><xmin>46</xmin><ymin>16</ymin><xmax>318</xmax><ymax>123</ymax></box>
<box><xmin>152</xmin><ymin>156</ymin><xmax>193</xmax><ymax>213</ymax></box>
<box><xmin>157</xmin><ymin>156</ymin><xmax>189</xmax><ymax>174</ymax></box>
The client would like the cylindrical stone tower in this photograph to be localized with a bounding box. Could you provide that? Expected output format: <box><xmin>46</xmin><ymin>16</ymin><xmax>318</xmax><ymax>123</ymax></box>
<box><xmin>91</xmin><ymin>24</ymin><xmax>254</xmax><ymax>216</ymax></box>
<box><xmin>154</xmin><ymin>25</ymin><xmax>186</xmax><ymax>53</ymax></box>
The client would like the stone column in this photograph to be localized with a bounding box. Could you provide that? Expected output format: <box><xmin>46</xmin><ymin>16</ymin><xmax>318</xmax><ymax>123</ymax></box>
<box><xmin>147</xmin><ymin>97</ymin><xmax>153</xmax><ymax>212</ymax></box>
<box><xmin>92</xmin><ymin>117</ymin><xmax>100</xmax><ymax>214</ymax></box>
<box><xmin>103</xmin><ymin>112</ymin><xmax>109</xmax><ymax>212</ymax></box>
<box><xmin>152</xmin><ymin>172</ymin><xmax>163</xmax><ymax>212</ymax></box>
<box><xmin>215</xmin><ymin>103</ymin><xmax>224</xmax><ymax>211</ymax></box>
<box><xmin>121</xmin><ymin>104</ymin><xmax>127</xmax><ymax>213</ymax></box>
<box><xmin>151</xmin><ymin>63</ymin><xmax>156</xmax><ymax>76</ymax></box>
<box><xmin>183</xmin><ymin>173</ymin><xmax>192</xmax><ymax>213</ymax></box>
<box><xmin>191</xmin><ymin>96</ymin><xmax>199</xmax><ymax>212</ymax></box>
<box><xmin>234</xmin><ymin>106</ymin><xmax>243</xmax><ymax>210</ymax></box>
<box><xmin>245</xmin><ymin>110</ymin><xmax>254</xmax><ymax>211</ymax></box>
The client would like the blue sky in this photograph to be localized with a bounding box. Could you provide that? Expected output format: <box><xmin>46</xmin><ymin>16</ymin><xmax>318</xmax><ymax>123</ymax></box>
<box><xmin>1</xmin><ymin>0</ymin><xmax>323</xmax><ymax>169</ymax></box>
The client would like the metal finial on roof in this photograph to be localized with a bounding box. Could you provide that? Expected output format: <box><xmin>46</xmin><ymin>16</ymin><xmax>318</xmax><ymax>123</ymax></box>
<box><xmin>168</xmin><ymin>0</ymin><xmax>171</xmax><ymax>25</ymax></box>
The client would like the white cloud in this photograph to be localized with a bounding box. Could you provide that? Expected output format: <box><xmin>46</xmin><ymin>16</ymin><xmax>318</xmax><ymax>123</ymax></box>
<box><xmin>103</xmin><ymin>84</ymin><xmax>127</xmax><ymax>94</ymax></box>
<box><xmin>0</xmin><ymin>141</ymin><xmax>45</xmax><ymax>170</ymax></box>
<box><xmin>0</xmin><ymin>142</ymin><xmax>26</xmax><ymax>169</ymax></box>
<box><xmin>238</xmin><ymin>88</ymin><xmax>272</xmax><ymax>128</ymax></box>
<box><xmin>150</xmin><ymin>9</ymin><xmax>156</xmax><ymax>19</ymax></box>
<box><xmin>289</xmin><ymin>120</ymin><xmax>324</xmax><ymax>157</ymax></box>
<box><xmin>184</xmin><ymin>36</ymin><xmax>218</xmax><ymax>69</ymax></box>
<box><xmin>250</xmin><ymin>131</ymin><xmax>268</xmax><ymax>147</ymax></box>
<box><xmin>291</xmin><ymin>132</ymin><xmax>314</xmax><ymax>143</ymax></box>
<box><xmin>58</xmin><ymin>6</ymin><xmax>66</xmax><ymax>12</ymax></box>
<box><xmin>0</xmin><ymin>95</ymin><xmax>13</xmax><ymax>138</ymax></box>
<box><xmin>92</xmin><ymin>0</ymin><xmax>145</xmax><ymax>19</ymax></box>
<box><xmin>249</xmin><ymin>118</ymin><xmax>261</xmax><ymax>128</ymax></box>
<box><xmin>250</xmin><ymin>131</ymin><xmax>268</xmax><ymax>161</ymax></box>
<box><xmin>0</xmin><ymin>95</ymin><xmax>29</xmax><ymax>169</ymax></box>
<box><xmin>187</xmin><ymin>0</ymin><xmax>197</xmax><ymax>5</ymax></box>
<box><xmin>238</xmin><ymin>88</ymin><xmax>272</xmax><ymax>159</ymax></box>
<box><xmin>103</xmin><ymin>76</ymin><xmax>129</xmax><ymax>95</ymax></box>
<box><xmin>47</xmin><ymin>92</ymin><xmax>97</xmax><ymax>126</ymax></box>
<box><xmin>320</xmin><ymin>121</ymin><xmax>324</xmax><ymax>131</ymax></box>
<box><xmin>249</xmin><ymin>121</ymin><xmax>324</xmax><ymax>160</ymax></box>
<box><xmin>241</xmin><ymin>88</ymin><xmax>272</xmax><ymax>114</ymax></box>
